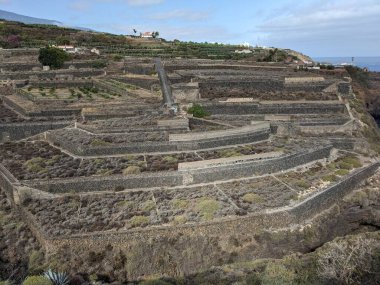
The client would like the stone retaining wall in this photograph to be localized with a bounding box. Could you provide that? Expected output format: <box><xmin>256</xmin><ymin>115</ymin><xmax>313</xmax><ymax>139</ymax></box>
<box><xmin>23</xmin><ymin>145</ymin><xmax>331</xmax><ymax>193</ymax></box>
<box><xmin>47</xmin><ymin>128</ymin><xmax>270</xmax><ymax>156</ymax></box>
<box><xmin>0</xmin><ymin>69</ymin><xmax>103</xmax><ymax>81</ymax></box>
<box><xmin>203</xmin><ymin>102</ymin><xmax>345</xmax><ymax>115</ymax></box>
<box><xmin>0</xmin><ymin>121</ymin><xmax>71</xmax><ymax>142</ymax></box>
<box><xmin>17</xmin><ymin>161</ymin><xmax>379</xmax><ymax>280</ymax></box>
<box><xmin>189</xmin><ymin>145</ymin><xmax>332</xmax><ymax>184</ymax></box>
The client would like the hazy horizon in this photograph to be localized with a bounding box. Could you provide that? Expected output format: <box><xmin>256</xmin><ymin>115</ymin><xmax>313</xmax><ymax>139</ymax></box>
<box><xmin>0</xmin><ymin>0</ymin><xmax>379</xmax><ymax>58</ymax></box>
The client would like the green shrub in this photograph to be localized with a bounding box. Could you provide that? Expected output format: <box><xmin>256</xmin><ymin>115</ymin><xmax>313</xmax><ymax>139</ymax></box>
<box><xmin>38</xmin><ymin>46</ymin><xmax>70</xmax><ymax>69</ymax></box>
<box><xmin>23</xmin><ymin>276</ymin><xmax>52</xmax><ymax>285</ymax></box>
<box><xmin>187</xmin><ymin>103</ymin><xmax>209</xmax><ymax>118</ymax></box>
<box><xmin>0</xmin><ymin>281</ymin><xmax>12</xmax><ymax>285</ymax></box>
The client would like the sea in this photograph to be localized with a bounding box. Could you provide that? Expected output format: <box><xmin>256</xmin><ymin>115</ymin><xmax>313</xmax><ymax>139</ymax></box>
<box><xmin>313</xmin><ymin>56</ymin><xmax>380</xmax><ymax>72</ymax></box>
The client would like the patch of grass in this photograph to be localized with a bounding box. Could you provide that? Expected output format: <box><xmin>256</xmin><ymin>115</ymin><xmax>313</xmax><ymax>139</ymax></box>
<box><xmin>173</xmin><ymin>215</ymin><xmax>187</xmax><ymax>225</ymax></box>
<box><xmin>336</xmin><ymin>161</ymin><xmax>353</xmax><ymax>170</ymax></box>
<box><xmin>115</xmin><ymin>200</ymin><xmax>130</xmax><ymax>208</ymax></box>
<box><xmin>90</xmin><ymin>139</ymin><xmax>110</xmax><ymax>147</ymax></box>
<box><xmin>294</xmin><ymin>179</ymin><xmax>311</xmax><ymax>189</ymax></box>
<box><xmin>341</xmin><ymin>156</ymin><xmax>362</xmax><ymax>168</ymax></box>
<box><xmin>322</xmin><ymin>174</ymin><xmax>339</xmax><ymax>183</ymax></box>
<box><xmin>123</xmin><ymin>166</ymin><xmax>141</xmax><ymax>175</ymax></box>
<box><xmin>163</xmin><ymin>155</ymin><xmax>178</xmax><ymax>163</ymax></box>
<box><xmin>22</xmin><ymin>276</ymin><xmax>52</xmax><ymax>285</ymax></box>
<box><xmin>326</xmin><ymin>162</ymin><xmax>337</xmax><ymax>171</ymax></box>
<box><xmin>171</xmin><ymin>199</ymin><xmax>189</xmax><ymax>210</ymax></box>
<box><xmin>23</xmin><ymin>157</ymin><xmax>46</xmax><ymax>173</ymax></box>
<box><xmin>129</xmin><ymin>215</ymin><xmax>150</xmax><ymax>228</ymax></box>
<box><xmin>242</xmin><ymin>193</ymin><xmax>264</xmax><ymax>203</ymax></box>
<box><xmin>217</xmin><ymin>149</ymin><xmax>243</xmax><ymax>158</ymax></box>
<box><xmin>96</xmin><ymin>169</ymin><xmax>113</xmax><ymax>176</ymax></box>
<box><xmin>93</xmin><ymin>158</ymin><xmax>104</xmax><ymax>165</ymax></box>
<box><xmin>196</xmin><ymin>197</ymin><xmax>220</xmax><ymax>221</ymax></box>
<box><xmin>335</xmin><ymin>169</ymin><xmax>350</xmax><ymax>176</ymax></box>
<box><xmin>142</xmin><ymin>200</ymin><xmax>156</xmax><ymax>211</ymax></box>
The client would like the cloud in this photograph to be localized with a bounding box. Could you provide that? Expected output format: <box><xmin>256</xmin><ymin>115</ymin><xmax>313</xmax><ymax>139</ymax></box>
<box><xmin>68</xmin><ymin>1</ymin><xmax>91</xmax><ymax>12</ymax></box>
<box><xmin>253</xmin><ymin>0</ymin><xmax>380</xmax><ymax>56</ymax></box>
<box><xmin>150</xmin><ymin>9</ymin><xmax>210</xmax><ymax>21</ymax></box>
<box><xmin>126</xmin><ymin>0</ymin><xmax>164</xmax><ymax>6</ymax></box>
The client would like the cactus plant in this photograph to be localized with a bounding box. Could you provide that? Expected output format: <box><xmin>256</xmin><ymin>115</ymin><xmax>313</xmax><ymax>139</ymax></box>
<box><xmin>44</xmin><ymin>270</ymin><xmax>69</xmax><ymax>285</ymax></box>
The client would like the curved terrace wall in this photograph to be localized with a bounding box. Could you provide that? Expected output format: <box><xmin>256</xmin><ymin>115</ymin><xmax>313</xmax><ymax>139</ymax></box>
<box><xmin>23</xmin><ymin>145</ymin><xmax>332</xmax><ymax>193</ymax></box>
<box><xmin>46</xmin><ymin>128</ymin><xmax>271</xmax><ymax>156</ymax></box>
<box><xmin>18</xmin><ymin>162</ymin><xmax>380</xmax><ymax>279</ymax></box>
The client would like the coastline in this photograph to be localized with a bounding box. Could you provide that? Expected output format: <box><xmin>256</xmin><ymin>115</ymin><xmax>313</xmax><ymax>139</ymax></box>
<box><xmin>313</xmin><ymin>56</ymin><xmax>380</xmax><ymax>72</ymax></box>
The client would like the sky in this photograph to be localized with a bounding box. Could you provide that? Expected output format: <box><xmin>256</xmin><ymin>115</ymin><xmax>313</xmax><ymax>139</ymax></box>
<box><xmin>0</xmin><ymin>0</ymin><xmax>379</xmax><ymax>57</ymax></box>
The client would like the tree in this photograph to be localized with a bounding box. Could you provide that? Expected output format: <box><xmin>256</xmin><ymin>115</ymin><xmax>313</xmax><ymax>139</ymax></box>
<box><xmin>152</xmin><ymin>31</ymin><xmax>160</xmax><ymax>38</ymax></box>
<box><xmin>38</xmin><ymin>46</ymin><xmax>70</xmax><ymax>69</ymax></box>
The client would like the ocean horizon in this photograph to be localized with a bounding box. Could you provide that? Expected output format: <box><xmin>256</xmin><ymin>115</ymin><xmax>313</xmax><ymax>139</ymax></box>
<box><xmin>313</xmin><ymin>56</ymin><xmax>380</xmax><ymax>72</ymax></box>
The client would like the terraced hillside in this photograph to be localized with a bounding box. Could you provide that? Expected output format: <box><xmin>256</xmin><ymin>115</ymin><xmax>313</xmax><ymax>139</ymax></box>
<box><xmin>0</xmin><ymin>19</ymin><xmax>301</xmax><ymax>60</ymax></box>
<box><xmin>0</xmin><ymin>48</ymin><xmax>379</xmax><ymax>283</ymax></box>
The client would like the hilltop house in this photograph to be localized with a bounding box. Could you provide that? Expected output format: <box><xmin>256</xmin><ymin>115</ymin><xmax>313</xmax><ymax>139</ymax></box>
<box><xmin>141</xmin><ymin>32</ymin><xmax>154</xmax><ymax>38</ymax></box>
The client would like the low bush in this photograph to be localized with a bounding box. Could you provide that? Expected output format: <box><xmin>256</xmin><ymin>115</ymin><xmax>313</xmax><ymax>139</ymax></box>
<box><xmin>196</xmin><ymin>198</ymin><xmax>220</xmax><ymax>221</ymax></box>
<box><xmin>129</xmin><ymin>215</ymin><xmax>150</xmax><ymax>228</ymax></box>
<box><xmin>187</xmin><ymin>103</ymin><xmax>209</xmax><ymax>118</ymax></box>
<box><xmin>123</xmin><ymin>166</ymin><xmax>141</xmax><ymax>175</ymax></box>
<box><xmin>23</xmin><ymin>276</ymin><xmax>52</xmax><ymax>285</ymax></box>
<box><xmin>242</xmin><ymin>193</ymin><xmax>263</xmax><ymax>203</ymax></box>
<box><xmin>322</xmin><ymin>174</ymin><xmax>339</xmax><ymax>183</ymax></box>
<box><xmin>335</xmin><ymin>169</ymin><xmax>350</xmax><ymax>176</ymax></box>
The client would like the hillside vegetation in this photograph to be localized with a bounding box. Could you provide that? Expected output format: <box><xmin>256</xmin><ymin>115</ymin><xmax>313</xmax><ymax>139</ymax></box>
<box><xmin>0</xmin><ymin>19</ymin><xmax>295</xmax><ymax>60</ymax></box>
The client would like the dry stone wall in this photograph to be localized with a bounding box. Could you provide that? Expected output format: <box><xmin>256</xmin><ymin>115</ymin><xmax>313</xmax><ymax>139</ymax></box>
<box><xmin>16</xmin><ymin>162</ymin><xmax>379</xmax><ymax>280</ymax></box>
